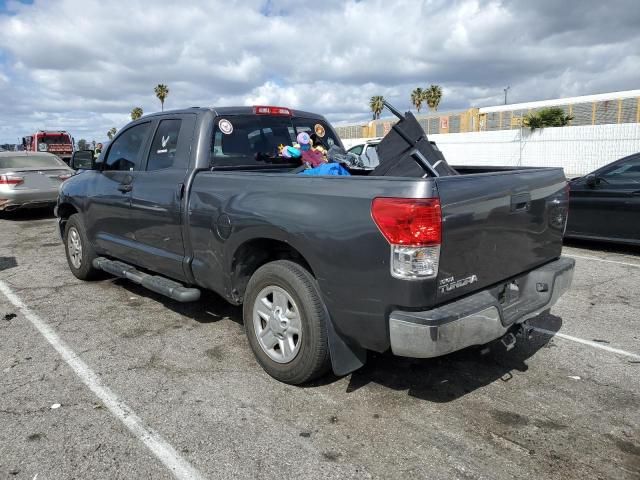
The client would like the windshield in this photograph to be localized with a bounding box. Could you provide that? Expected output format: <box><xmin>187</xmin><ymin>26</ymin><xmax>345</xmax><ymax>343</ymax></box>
<box><xmin>0</xmin><ymin>155</ymin><xmax>68</xmax><ymax>169</ymax></box>
<box><xmin>210</xmin><ymin>115</ymin><xmax>338</xmax><ymax>168</ymax></box>
<box><xmin>38</xmin><ymin>135</ymin><xmax>71</xmax><ymax>145</ymax></box>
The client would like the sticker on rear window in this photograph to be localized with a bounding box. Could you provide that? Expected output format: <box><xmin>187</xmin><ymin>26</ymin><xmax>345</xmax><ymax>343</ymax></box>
<box><xmin>314</xmin><ymin>124</ymin><xmax>326</xmax><ymax>138</ymax></box>
<box><xmin>219</xmin><ymin>119</ymin><xmax>233</xmax><ymax>135</ymax></box>
<box><xmin>157</xmin><ymin>135</ymin><xmax>170</xmax><ymax>153</ymax></box>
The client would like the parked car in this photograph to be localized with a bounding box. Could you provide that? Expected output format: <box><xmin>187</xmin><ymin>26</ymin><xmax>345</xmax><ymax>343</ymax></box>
<box><xmin>565</xmin><ymin>153</ymin><xmax>640</xmax><ymax>246</ymax></box>
<box><xmin>56</xmin><ymin>105</ymin><xmax>574</xmax><ymax>384</ymax></box>
<box><xmin>0</xmin><ymin>152</ymin><xmax>73</xmax><ymax>212</ymax></box>
<box><xmin>347</xmin><ymin>138</ymin><xmax>382</xmax><ymax>169</ymax></box>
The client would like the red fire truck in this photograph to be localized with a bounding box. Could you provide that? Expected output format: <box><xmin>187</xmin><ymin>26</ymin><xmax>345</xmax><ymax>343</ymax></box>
<box><xmin>22</xmin><ymin>131</ymin><xmax>74</xmax><ymax>164</ymax></box>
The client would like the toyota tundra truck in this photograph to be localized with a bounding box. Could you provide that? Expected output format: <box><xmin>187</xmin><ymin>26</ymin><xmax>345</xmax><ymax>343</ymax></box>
<box><xmin>56</xmin><ymin>105</ymin><xmax>574</xmax><ymax>384</ymax></box>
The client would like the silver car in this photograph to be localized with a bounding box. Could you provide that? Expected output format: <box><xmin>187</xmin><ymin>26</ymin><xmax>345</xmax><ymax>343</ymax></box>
<box><xmin>0</xmin><ymin>152</ymin><xmax>74</xmax><ymax>211</ymax></box>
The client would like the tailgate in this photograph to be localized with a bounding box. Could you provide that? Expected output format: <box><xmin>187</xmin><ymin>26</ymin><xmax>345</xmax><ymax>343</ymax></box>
<box><xmin>434</xmin><ymin>168</ymin><xmax>568</xmax><ymax>303</ymax></box>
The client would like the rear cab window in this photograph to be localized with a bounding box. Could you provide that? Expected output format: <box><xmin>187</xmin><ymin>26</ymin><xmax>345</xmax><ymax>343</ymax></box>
<box><xmin>147</xmin><ymin>119</ymin><xmax>182</xmax><ymax>171</ymax></box>
<box><xmin>210</xmin><ymin>114</ymin><xmax>339</xmax><ymax>169</ymax></box>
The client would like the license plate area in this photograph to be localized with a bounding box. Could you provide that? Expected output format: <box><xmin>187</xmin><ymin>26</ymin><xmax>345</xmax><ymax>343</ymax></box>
<box><xmin>498</xmin><ymin>280</ymin><xmax>521</xmax><ymax>306</ymax></box>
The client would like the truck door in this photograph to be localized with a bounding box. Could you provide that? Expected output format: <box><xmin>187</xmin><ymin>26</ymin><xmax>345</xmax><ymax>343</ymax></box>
<box><xmin>128</xmin><ymin>114</ymin><xmax>196</xmax><ymax>281</ymax></box>
<box><xmin>87</xmin><ymin>121</ymin><xmax>153</xmax><ymax>262</ymax></box>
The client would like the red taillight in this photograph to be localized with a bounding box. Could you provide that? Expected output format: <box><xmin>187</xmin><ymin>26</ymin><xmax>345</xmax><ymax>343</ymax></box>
<box><xmin>371</xmin><ymin>198</ymin><xmax>442</xmax><ymax>246</ymax></box>
<box><xmin>58</xmin><ymin>173</ymin><xmax>72</xmax><ymax>181</ymax></box>
<box><xmin>0</xmin><ymin>174</ymin><xmax>24</xmax><ymax>186</ymax></box>
<box><xmin>253</xmin><ymin>105</ymin><xmax>292</xmax><ymax>116</ymax></box>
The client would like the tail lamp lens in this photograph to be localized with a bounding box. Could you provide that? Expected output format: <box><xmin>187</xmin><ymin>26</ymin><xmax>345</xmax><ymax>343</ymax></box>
<box><xmin>371</xmin><ymin>198</ymin><xmax>441</xmax><ymax>246</ymax></box>
<box><xmin>371</xmin><ymin>198</ymin><xmax>442</xmax><ymax>279</ymax></box>
<box><xmin>0</xmin><ymin>175</ymin><xmax>24</xmax><ymax>186</ymax></box>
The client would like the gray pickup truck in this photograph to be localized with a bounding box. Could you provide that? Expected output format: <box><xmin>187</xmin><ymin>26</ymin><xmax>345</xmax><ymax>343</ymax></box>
<box><xmin>56</xmin><ymin>105</ymin><xmax>574</xmax><ymax>384</ymax></box>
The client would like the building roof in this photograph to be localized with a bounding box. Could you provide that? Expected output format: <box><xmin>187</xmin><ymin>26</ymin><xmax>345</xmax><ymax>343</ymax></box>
<box><xmin>479</xmin><ymin>89</ymin><xmax>640</xmax><ymax>114</ymax></box>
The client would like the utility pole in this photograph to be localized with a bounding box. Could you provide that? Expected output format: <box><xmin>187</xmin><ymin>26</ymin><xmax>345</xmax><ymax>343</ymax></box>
<box><xmin>504</xmin><ymin>86</ymin><xmax>510</xmax><ymax>105</ymax></box>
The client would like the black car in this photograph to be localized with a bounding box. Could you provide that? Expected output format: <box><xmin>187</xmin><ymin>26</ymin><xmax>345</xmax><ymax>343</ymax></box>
<box><xmin>566</xmin><ymin>153</ymin><xmax>640</xmax><ymax>245</ymax></box>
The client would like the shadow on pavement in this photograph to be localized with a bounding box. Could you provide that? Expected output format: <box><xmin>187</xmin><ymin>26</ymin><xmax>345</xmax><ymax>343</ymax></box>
<box><xmin>103</xmin><ymin>275</ymin><xmax>563</xmax><ymax>401</ymax></box>
<box><xmin>112</xmin><ymin>278</ymin><xmax>243</xmax><ymax>326</ymax></box>
<box><xmin>0</xmin><ymin>207</ymin><xmax>56</xmax><ymax>221</ymax></box>
<box><xmin>0</xmin><ymin>256</ymin><xmax>18</xmax><ymax>272</ymax></box>
<box><xmin>341</xmin><ymin>313</ymin><xmax>563</xmax><ymax>402</ymax></box>
<box><xmin>563</xmin><ymin>238</ymin><xmax>639</xmax><ymax>256</ymax></box>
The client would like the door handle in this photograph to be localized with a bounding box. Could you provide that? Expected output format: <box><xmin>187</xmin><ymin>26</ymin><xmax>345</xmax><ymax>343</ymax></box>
<box><xmin>511</xmin><ymin>193</ymin><xmax>531</xmax><ymax>212</ymax></box>
<box><xmin>117</xmin><ymin>183</ymin><xmax>132</xmax><ymax>193</ymax></box>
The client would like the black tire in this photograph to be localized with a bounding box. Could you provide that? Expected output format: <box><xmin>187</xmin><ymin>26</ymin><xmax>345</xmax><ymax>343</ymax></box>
<box><xmin>63</xmin><ymin>214</ymin><xmax>101</xmax><ymax>280</ymax></box>
<box><xmin>243</xmin><ymin>260</ymin><xmax>331</xmax><ymax>384</ymax></box>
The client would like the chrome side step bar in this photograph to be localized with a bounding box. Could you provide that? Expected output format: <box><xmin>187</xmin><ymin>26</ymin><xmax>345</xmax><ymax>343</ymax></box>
<box><xmin>93</xmin><ymin>257</ymin><xmax>201</xmax><ymax>303</ymax></box>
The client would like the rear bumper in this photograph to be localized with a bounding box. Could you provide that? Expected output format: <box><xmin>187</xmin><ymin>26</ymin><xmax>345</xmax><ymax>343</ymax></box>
<box><xmin>0</xmin><ymin>188</ymin><xmax>58</xmax><ymax>211</ymax></box>
<box><xmin>389</xmin><ymin>256</ymin><xmax>575</xmax><ymax>358</ymax></box>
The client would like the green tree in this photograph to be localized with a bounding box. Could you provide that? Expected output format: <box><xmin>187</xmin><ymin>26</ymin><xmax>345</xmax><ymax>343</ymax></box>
<box><xmin>154</xmin><ymin>84</ymin><xmax>169</xmax><ymax>111</ymax></box>
<box><xmin>369</xmin><ymin>95</ymin><xmax>385</xmax><ymax>120</ymax></box>
<box><xmin>77</xmin><ymin>138</ymin><xmax>88</xmax><ymax>150</ymax></box>
<box><xmin>131</xmin><ymin>106</ymin><xmax>144</xmax><ymax>121</ymax></box>
<box><xmin>411</xmin><ymin>88</ymin><xmax>424</xmax><ymax>113</ymax></box>
<box><xmin>523</xmin><ymin>107</ymin><xmax>573</xmax><ymax>130</ymax></box>
<box><xmin>107</xmin><ymin>127</ymin><xmax>117</xmax><ymax>140</ymax></box>
<box><xmin>424</xmin><ymin>84</ymin><xmax>443</xmax><ymax>111</ymax></box>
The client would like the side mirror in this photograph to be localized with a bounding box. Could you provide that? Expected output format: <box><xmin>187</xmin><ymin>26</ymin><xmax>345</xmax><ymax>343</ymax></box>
<box><xmin>70</xmin><ymin>150</ymin><xmax>96</xmax><ymax>171</ymax></box>
<box><xmin>585</xmin><ymin>174</ymin><xmax>598</xmax><ymax>188</ymax></box>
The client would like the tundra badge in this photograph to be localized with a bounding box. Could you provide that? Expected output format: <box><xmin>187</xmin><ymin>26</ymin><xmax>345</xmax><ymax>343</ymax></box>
<box><xmin>438</xmin><ymin>274</ymin><xmax>478</xmax><ymax>294</ymax></box>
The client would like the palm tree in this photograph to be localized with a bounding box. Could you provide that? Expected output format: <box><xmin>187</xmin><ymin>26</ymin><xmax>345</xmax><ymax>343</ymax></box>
<box><xmin>107</xmin><ymin>127</ymin><xmax>117</xmax><ymax>140</ymax></box>
<box><xmin>424</xmin><ymin>85</ymin><xmax>443</xmax><ymax>112</ymax></box>
<box><xmin>411</xmin><ymin>88</ymin><xmax>424</xmax><ymax>113</ymax></box>
<box><xmin>131</xmin><ymin>107</ymin><xmax>144</xmax><ymax>121</ymax></box>
<box><xmin>369</xmin><ymin>95</ymin><xmax>385</xmax><ymax>120</ymax></box>
<box><xmin>154</xmin><ymin>84</ymin><xmax>169</xmax><ymax>111</ymax></box>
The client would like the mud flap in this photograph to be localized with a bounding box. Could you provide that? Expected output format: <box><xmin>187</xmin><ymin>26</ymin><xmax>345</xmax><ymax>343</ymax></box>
<box><xmin>326</xmin><ymin>316</ymin><xmax>367</xmax><ymax>376</ymax></box>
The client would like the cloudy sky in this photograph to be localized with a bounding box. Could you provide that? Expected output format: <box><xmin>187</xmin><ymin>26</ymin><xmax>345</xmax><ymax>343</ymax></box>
<box><xmin>0</xmin><ymin>0</ymin><xmax>638</xmax><ymax>143</ymax></box>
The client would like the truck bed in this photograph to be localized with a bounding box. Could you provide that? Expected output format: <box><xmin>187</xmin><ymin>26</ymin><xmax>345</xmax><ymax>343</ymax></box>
<box><xmin>188</xmin><ymin>165</ymin><xmax>568</xmax><ymax>352</ymax></box>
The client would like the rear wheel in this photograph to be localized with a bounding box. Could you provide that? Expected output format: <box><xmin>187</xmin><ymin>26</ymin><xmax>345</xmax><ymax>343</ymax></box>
<box><xmin>64</xmin><ymin>214</ymin><xmax>101</xmax><ymax>280</ymax></box>
<box><xmin>243</xmin><ymin>260</ymin><xmax>330</xmax><ymax>384</ymax></box>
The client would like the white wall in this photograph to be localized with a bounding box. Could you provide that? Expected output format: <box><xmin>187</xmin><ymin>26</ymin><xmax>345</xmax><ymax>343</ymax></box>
<box><xmin>429</xmin><ymin>123</ymin><xmax>640</xmax><ymax>176</ymax></box>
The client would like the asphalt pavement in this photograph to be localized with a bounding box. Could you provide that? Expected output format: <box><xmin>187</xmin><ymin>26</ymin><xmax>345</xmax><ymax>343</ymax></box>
<box><xmin>0</xmin><ymin>209</ymin><xmax>638</xmax><ymax>479</ymax></box>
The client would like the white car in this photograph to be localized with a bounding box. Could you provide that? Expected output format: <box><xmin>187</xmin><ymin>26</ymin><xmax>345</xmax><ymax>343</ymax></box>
<box><xmin>346</xmin><ymin>138</ymin><xmax>382</xmax><ymax>169</ymax></box>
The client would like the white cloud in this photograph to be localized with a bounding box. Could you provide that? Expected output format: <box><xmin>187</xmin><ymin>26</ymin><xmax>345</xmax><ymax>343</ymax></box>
<box><xmin>0</xmin><ymin>0</ymin><xmax>639</xmax><ymax>143</ymax></box>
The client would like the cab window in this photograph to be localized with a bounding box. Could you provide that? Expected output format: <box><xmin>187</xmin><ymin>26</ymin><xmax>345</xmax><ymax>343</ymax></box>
<box><xmin>599</xmin><ymin>155</ymin><xmax>640</xmax><ymax>185</ymax></box>
<box><xmin>102</xmin><ymin>123</ymin><xmax>151</xmax><ymax>171</ymax></box>
<box><xmin>147</xmin><ymin>119</ymin><xmax>182</xmax><ymax>171</ymax></box>
<box><xmin>211</xmin><ymin>115</ymin><xmax>297</xmax><ymax>168</ymax></box>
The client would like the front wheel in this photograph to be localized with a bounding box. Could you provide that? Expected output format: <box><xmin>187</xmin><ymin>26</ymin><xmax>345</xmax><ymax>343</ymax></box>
<box><xmin>63</xmin><ymin>214</ymin><xmax>101</xmax><ymax>280</ymax></box>
<box><xmin>243</xmin><ymin>260</ymin><xmax>330</xmax><ymax>384</ymax></box>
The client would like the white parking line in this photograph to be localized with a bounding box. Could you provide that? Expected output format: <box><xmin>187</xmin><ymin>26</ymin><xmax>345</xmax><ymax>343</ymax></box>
<box><xmin>0</xmin><ymin>280</ymin><xmax>205</xmax><ymax>480</ymax></box>
<box><xmin>533</xmin><ymin>327</ymin><xmax>640</xmax><ymax>361</ymax></box>
<box><xmin>566</xmin><ymin>254</ymin><xmax>640</xmax><ymax>268</ymax></box>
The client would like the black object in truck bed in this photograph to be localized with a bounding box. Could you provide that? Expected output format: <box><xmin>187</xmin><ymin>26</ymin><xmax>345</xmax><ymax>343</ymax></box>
<box><xmin>372</xmin><ymin>101</ymin><xmax>458</xmax><ymax>178</ymax></box>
